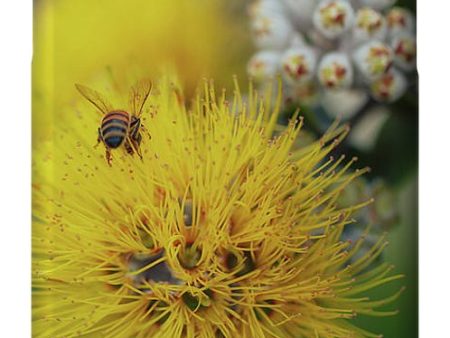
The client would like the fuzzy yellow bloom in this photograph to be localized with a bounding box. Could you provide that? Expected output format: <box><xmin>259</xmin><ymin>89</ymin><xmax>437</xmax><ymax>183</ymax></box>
<box><xmin>32</xmin><ymin>73</ymin><xmax>402</xmax><ymax>338</ymax></box>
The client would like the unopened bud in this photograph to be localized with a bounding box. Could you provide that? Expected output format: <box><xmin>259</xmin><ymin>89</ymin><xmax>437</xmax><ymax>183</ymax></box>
<box><xmin>313</xmin><ymin>0</ymin><xmax>355</xmax><ymax>39</ymax></box>
<box><xmin>251</xmin><ymin>13</ymin><xmax>294</xmax><ymax>50</ymax></box>
<box><xmin>318</xmin><ymin>52</ymin><xmax>353</xmax><ymax>89</ymax></box>
<box><xmin>386</xmin><ymin>7</ymin><xmax>415</xmax><ymax>38</ymax></box>
<box><xmin>281</xmin><ymin>46</ymin><xmax>318</xmax><ymax>84</ymax></box>
<box><xmin>391</xmin><ymin>32</ymin><xmax>416</xmax><ymax>71</ymax></box>
<box><xmin>321</xmin><ymin>88</ymin><xmax>369</xmax><ymax>119</ymax></box>
<box><xmin>353</xmin><ymin>40</ymin><xmax>393</xmax><ymax>81</ymax></box>
<box><xmin>370</xmin><ymin>68</ymin><xmax>407</xmax><ymax>102</ymax></box>
<box><xmin>353</xmin><ymin>7</ymin><xmax>387</xmax><ymax>43</ymax></box>
<box><xmin>247</xmin><ymin>51</ymin><xmax>281</xmax><ymax>82</ymax></box>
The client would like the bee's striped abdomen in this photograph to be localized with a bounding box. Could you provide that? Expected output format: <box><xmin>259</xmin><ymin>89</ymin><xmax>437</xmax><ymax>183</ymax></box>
<box><xmin>101</xmin><ymin>110</ymin><xmax>130</xmax><ymax>149</ymax></box>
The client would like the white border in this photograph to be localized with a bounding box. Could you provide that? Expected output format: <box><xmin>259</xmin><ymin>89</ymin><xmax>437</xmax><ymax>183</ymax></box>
<box><xmin>418</xmin><ymin>0</ymin><xmax>450</xmax><ymax>337</ymax></box>
<box><xmin>0</xmin><ymin>0</ymin><xmax>32</xmax><ymax>336</ymax></box>
<box><xmin>1</xmin><ymin>0</ymin><xmax>450</xmax><ymax>336</ymax></box>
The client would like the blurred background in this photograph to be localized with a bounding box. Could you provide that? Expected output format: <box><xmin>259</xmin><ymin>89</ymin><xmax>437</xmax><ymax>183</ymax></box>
<box><xmin>33</xmin><ymin>0</ymin><xmax>417</xmax><ymax>336</ymax></box>
<box><xmin>33</xmin><ymin>0</ymin><xmax>252</xmax><ymax>144</ymax></box>
<box><xmin>246</xmin><ymin>1</ymin><xmax>417</xmax><ymax>336</ymax></box>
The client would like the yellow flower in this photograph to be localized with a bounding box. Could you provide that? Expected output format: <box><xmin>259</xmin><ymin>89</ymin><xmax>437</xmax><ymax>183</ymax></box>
<box><xmin>33</xmin><ymin>0</ymin><xmax>251</xmax><ymax>144</ymax></box>
<box><xmin>32</xmin><ymin>72</ymin><xmax>402</xmax><ymax>338</ymax></box>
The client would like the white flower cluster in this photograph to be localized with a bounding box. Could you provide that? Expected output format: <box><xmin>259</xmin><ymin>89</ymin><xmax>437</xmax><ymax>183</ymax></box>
<box><xmin>248</xmin><ymin>0</ymin><xmax>416</xmax><ymax>117</ymax></box>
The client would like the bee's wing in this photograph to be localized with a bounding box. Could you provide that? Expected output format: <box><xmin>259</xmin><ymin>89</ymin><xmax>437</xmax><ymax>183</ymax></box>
<box><xmin>129</xmin><ymin>79</ymin><xmax>152</xmax><ymax>117</ymax></box>
<box><xmin>75</xmin><ymin>84</ymin><xmax>113</xmax><ymax>115</ymax></box>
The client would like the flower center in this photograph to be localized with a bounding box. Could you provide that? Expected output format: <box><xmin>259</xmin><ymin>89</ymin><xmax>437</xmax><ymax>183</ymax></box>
<box><xmin>178</xmin><ymin>243</ymin><xmax>202</xmax><ymax>269</ymax></box>
<box><xmin>127</xmin><ymin>249</ymin><xmax>181</xmax><ymax>285</ymax></box>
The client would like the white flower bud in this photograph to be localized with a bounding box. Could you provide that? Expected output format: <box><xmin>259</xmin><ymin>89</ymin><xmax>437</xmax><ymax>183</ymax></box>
<box><xmin>353</xmin><ymin>40</ymin><xmax>393</xmax><ymax>81</ymax></box>
<box><xmin>248</xmin><ymin>0</ymin><xmax>286</xmax><ymax>19</ymax></box>
<box><xmin>353</xmin><ymin>7</ymin><xmax>387</xmax><ymax>43</ymax></box>
<box><xmin>251</xmin><ymin>12</ymin><xmax>294</xmax><ymax>50</ymax></box>
<box><xmin>386</xmin><ymin>7</ymin><xmax>415</xmax><ymax>38</ymax></box>
<box><xmin>321</xmin><ymin>88</ymin><xmax>369</xmax><ymax>119</ymax></box>
<box><xmin>280</xmin><ymin>46</ymin><xmax>318</xmax><ymax>84</ymax></box>
<box><xmin>281</xmin><ymin>0</ymin><xmax>319</xmax><ymax>29</ymax></box>
<box><xmin>247</xmin><ymin>51</ymin><xmax>281</xmax><ymax>82</ymax></box>
<box><xmin>359</xmin><ymin>0</ymin><xmax>396</xmax><ymax>11</ymax></box>
<box><xmin>318</xmin><ymin>52</ymin><xmax>353</xmax><ymax>89</ymax></box>
<box><xmin>348</xmin><ymin>106</ymin><xmax>390</xmax><ymax>151</ymax></box>
<box><xmin>370</xmin><ymin>68</ymin><xmax>407</xmax><ymax>102</ymax></box>
<box><xmin>391</xmin><ymin>32</ymin><xmax>416</xmax><ymax>71</ymax></box>
<box><xmin>313</xmin><ymin>0</ymin><xmax>355</xmax><ymax>39</ymax></box>
<box><xmin>284</xmin><ymin>81</ymin><xmax>319</xmax><ymax>106</ymax></box>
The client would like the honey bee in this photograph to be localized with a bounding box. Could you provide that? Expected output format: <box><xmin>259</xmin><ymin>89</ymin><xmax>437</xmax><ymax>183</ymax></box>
<box><xmin>75</xmin><ymin>80</ymin><xmax>152</xmax><ymax>165</ymax></box>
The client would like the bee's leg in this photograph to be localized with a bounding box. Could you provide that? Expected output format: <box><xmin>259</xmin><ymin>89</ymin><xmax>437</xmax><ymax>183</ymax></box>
<box><xmin>127</xmin><ymin>136</ymin><xmax>143</xmax><ymax>160</ymax></box>
<box><xmin>134</xmin><ymin>141</ymin><xmax>143</xmax><ymax>160</ymax></box>
<box><xmin>94</xmin><ymin>128</ymin><xmax>102</xmax><ymax>148</ymax></box>
<box><xmin>135</xmin><ymin>132</ymin><xmax>142</xmax><ymax>146</ymax></box>
<box><xmin>105</xmin><ymin>148</ymin><xmax>112</xmax><ymax>166</ymax></box>
<box><xmin>132</xmin><ymin>134</ymin><xmax>143</xmax><ymax>160</ymax></box>
<box><xmin>124</xmin><ymin>139</ymin><xmax>134</xmax><ymax>155</ymax></box>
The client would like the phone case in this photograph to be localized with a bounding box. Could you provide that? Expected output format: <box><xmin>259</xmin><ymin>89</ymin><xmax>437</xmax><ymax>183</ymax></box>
<box><xmin>32</xmin><ymin>1</ymin><xmax>418</xmax><ymax>337</ymax></box>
